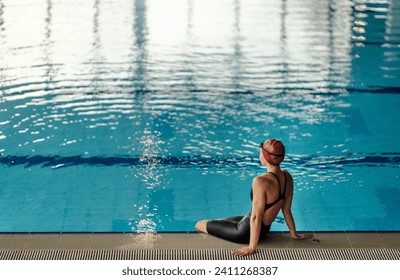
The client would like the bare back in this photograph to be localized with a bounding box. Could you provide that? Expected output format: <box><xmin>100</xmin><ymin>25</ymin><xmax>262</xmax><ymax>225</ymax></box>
<box><xmin>255</xmin><ymin>170</ymin><xmax>293</xmax><ymax>226</ymax></box>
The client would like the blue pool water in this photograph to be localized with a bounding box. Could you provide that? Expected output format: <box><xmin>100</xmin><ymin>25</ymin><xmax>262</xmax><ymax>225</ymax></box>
<box><xmin>0</xmin><ymin>0</ymin><xmax>399</xmax><ymax>232</ymax></box>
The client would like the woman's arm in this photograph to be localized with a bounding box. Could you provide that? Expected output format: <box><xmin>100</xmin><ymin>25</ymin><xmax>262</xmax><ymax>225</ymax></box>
<box><xmin>281</xmin><ymin>176</ymin><xmax>304</xmax><ymax>239</ymax></box>
<box><xmin>282</xmin><ymin>208</ymin><xmax>301</xmax><ymax>238</ymax></box>
<box><xmin>232</xmin><ymin>177</ymin><xmax>266</xmax><ymax>256</ymax></box>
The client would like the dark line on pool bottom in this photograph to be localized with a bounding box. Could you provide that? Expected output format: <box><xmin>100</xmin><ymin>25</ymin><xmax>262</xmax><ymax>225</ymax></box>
<box><xmin>1</xmin><ymin>230</ymin><xmax>400</xmax><ymax>234</ymax></box>
<box><xmin>0</xmin><ymin>153</ymin><xmax>399</xmax><ymax>169</ymax></box>
<box><xmin>2</xmin><ymin>85</ymin><xmax>400</xmax><ymax>97</ymax></box>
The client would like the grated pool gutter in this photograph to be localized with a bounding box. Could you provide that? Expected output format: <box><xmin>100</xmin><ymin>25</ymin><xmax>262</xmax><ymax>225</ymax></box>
<box><xmin>1</xmin><ymin>249</ymin><xmax>399</xmax><ymax>260</ymax></box>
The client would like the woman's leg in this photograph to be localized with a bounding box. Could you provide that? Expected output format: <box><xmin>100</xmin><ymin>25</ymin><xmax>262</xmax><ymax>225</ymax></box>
<box><xmin>206</xmin><ymin>214</ymin><xmax>250</xmax><ymax>244</ymax></box>
<box><xmin>195</xmin><ymin>216</ymin><xmax>242</xmax><ymax>233</ymax></box>
<box><xmin>224</xmin><ymin>216</ymin><xmax>244</xmax><ymax>222</ymax></box>
<box><xmin>196</xmin><ymin>214</ymin><xmax>270</xmax><ymax>244</ymax></box>
<box><xmin>195</xmin><ymin>220</ymin><xmax>209</xmax><ymax>233</ymax></box>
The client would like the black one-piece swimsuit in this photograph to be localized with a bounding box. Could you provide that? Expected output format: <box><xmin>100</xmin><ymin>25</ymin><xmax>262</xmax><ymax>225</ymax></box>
<box><xmin>206</xmin><ymin>171</ymin><xmax>287</xmax><ymax>244</ymax></box>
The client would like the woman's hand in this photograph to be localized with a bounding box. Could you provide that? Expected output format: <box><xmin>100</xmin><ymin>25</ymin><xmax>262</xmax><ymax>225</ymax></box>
<box><xmin>232</xmin><ymin>246</ymin><xmax>256</xmax><ymax>256</ymax></box>
<box><xmin>291</xmin><ymin>233</ymin><xmax>314</xmax><ymax>240</ymax></box>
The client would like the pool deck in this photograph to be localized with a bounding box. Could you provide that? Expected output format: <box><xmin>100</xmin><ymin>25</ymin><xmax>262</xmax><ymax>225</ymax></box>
<box><xmin>1</xmin><ymin>232</ymin><xmax>399</xmax><ymax>250</ymax></box>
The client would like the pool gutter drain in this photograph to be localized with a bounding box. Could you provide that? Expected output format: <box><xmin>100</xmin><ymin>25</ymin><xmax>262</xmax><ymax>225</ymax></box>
<box><xmin>1</xmin><ymin>249</ymin><xmax>399</xmax><ymax>260</ymax></box>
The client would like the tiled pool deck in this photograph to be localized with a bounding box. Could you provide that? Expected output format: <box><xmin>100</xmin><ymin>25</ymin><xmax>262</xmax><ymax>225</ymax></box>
<box><xmin>1</xmin><ymin>232</ymin><xmax>399</xmax><ymax>250</ymax></box>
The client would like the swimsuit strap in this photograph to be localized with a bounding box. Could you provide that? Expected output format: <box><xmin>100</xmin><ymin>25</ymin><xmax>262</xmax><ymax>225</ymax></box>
<box><xmin>282</xmin><ymin>170</ymin><xmax>287</xmax><ymax>198</ymax></box>
<box><xmin>268</xmin><ymin>171</ymin><xmax>283</xmax><ymax>196</ymax></box>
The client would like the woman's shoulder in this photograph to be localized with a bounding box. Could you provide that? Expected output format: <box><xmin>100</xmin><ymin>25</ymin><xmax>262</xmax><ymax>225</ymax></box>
<box><xmin>252</xmin><ymin>174</ymin><xmax>268</xmax><ymax>183</ymax></box>
<box><xmin>253</xmin><ymin>173</ymin><xmax>276</xmax><ymax>186</ymax></box>
<box><xmin>252</xmin><ymin>175</ymin><xmax>273</xmax><ymax>193</ymax></box>
<box><xmin>282</xmin><ymin>169</ymin><xmax>292</xmax><ymax>178</ymax></box>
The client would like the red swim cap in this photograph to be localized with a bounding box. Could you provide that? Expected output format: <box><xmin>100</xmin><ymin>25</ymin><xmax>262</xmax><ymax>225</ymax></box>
<box><xmin>261</xmin><ymin>139</ymin><xmax>285</xmax><ymax>165</ymax></box>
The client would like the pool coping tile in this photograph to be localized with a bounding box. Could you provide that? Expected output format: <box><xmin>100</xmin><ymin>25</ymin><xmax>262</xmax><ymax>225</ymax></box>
<box><xmin>24</xmin><ymin>234</ymin><xmax>60</xmax><ymax>249</ymax></box>
<box><xmin>313</xmin><ymin>233</ymin><xmax>352</xmax><ymax>248</ymax></box>
<box><xmin>120</xmin><ymin>233</ymin><xmax>157</xmax><ymax>250</ymax></box>
<box><xmin>156</xmin><ymin>233</ymin><xmax>188</xmax><ymax>249</ymax></box>
<box><xmin>346</xmin><ymin>233</ymin><xmax>385</xmax><ymax>248</ymax></box>
<box><xmin>377</xmin><ymin>233</ymin><xmax>400</xmax><ymax>248</ymax></box>
<box><xmin>90</xmin><ymin>233</ymin><xmax>125</xmax><ymax>249</ymax></box>
<box><xmin>57</xmin><ymin>233</ymin><xmax>92</xmax><ymax>249</ymax></box>
<box><xmin>188</xmin><ymin>232</ymin><xmax>221</xmax><ymax>249</ymax></box>
<box><xmin>0</xmin><ymin>234</ymin><xmax>28</xmax><ymax>249</ymax></box>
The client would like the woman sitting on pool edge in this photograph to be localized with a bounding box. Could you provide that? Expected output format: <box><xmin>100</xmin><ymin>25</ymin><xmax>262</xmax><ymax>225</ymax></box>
<box><xmin>195</xmin><ymin>139</ymin><xmax>307</xmax><ymax>256</ymax></box>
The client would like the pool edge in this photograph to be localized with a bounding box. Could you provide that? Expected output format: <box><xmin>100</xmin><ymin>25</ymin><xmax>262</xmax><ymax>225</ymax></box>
<box><xmin>1</xmin><ymin>232</ymin><xmax>400</xmax><ymax>251</ymax></box>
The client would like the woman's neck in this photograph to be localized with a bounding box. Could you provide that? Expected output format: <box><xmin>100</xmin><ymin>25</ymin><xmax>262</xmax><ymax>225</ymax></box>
<box><xmin>266</xmin><ymin>163</ymin><xmax>281</xmax><ymax>174</ymax></box>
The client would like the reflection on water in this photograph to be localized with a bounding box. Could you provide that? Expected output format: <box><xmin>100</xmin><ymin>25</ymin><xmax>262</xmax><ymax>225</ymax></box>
<box><xmin>130</xmin><ymin>127</ymin><xmax>167</xmax><ymax>232</ymax></box>
<box><xmin>0</xmin><ymin>0</ymin><xmax>399</xmax><ymax>232</ymax></box>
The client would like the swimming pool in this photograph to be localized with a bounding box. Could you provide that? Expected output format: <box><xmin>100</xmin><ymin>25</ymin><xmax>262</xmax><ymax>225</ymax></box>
<box><xmin>0</xmin><ymin>0</ymin><xmax>399</xmax><ymax>233</ymax></box>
